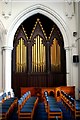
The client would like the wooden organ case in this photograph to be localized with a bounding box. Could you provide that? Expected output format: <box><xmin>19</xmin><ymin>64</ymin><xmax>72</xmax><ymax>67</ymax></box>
<box><xmin>12</xmin><ymin>17</ymin><xmax>66</xmax><ymax>97</ymax></box>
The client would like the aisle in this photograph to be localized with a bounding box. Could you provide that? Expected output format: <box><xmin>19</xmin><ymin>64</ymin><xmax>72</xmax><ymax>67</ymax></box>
<box><xmin>33</xmin><ymin>102</ymin><xmax>48</xmax><ymax>120</ymax></box>
<box><xmin>57</xmin><ymin>101</ymin><xmax>72</xmax><ymax>120</ymax></box>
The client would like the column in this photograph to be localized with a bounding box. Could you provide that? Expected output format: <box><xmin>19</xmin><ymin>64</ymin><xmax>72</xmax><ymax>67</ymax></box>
<box><xmin>2</xmin><ymin>46</ymin><xmax>14</xmax><ymax>96</ymax></box>
<box><xmin>65</xmin><ymin>47</ymin><xmax>71</xmax><ymax>86</ymax></box>
<box><xmin>46</xmin><ymin>41</ymin><xmax>51</xmax><ymax>73</ymax></box>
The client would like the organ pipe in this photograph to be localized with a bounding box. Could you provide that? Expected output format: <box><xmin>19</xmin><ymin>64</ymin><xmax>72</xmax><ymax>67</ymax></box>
<box><xmin>32</xmin><ymin>35</ymin><xmax>45</xmax><ymax>72</ymax></box>
<box><xmin>16</xmin><ymin>38</ymin><xmax>26</xmax><ymax>72</ymax></box>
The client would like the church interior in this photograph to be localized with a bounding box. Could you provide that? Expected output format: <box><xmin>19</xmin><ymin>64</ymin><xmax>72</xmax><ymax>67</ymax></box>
<box><xmin>0</xmin><ymin>0</ymin><xmax>80</xmax><ymax>120</ymax></box>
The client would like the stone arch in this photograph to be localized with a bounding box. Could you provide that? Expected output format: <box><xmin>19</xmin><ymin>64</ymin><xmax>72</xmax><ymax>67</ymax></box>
<box><xmin>4</xmin><ymin>4</ymin><xmax>72</xmax><ymax>93</ymax></box>
<box><xmin>0</xmin><ymin>20</ymin><xmax>5</xmax><ymax>45</ymax></box>
<box><xmin>7</xmin><ymin>4</ymin><xmax>70</xmax><ymax>48</ymax></box>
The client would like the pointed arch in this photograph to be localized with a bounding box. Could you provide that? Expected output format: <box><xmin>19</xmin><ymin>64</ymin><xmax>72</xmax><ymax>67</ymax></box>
<box><xmin>7</xmin><ymin>4</ymin><xmax>70</xmax><ymax>49</ymax></box>
<box><xmin>5</xmin><ymin>4</ymin><xmax>72</xmax><ymax>94</ymax></box>
<box><xmin>0</xmin><ymin>20</ymin><xmax>6</xmax><ymax>45</ymax></box>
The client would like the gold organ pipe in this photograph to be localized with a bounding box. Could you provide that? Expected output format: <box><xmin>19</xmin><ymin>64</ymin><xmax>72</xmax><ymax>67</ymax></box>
<box><xmin>43</xmin><ymin>46</ymin><xmax>45</xmax><ymax>71</ymax></box>
<box><xmin>51</xmin><ymin>44</ymin><xmax>52</xmax><ymax>66</ymax></box>
<box><xmin>20</xmin><ymin>39</ymin><xmax>21</xmax><ymax>72</ymax></box>
<box><xmin>53</xmin><ymin>39</ymin><xmax>56</xmax><ymax>66</ymax></box>
<box><xmin>56</xmin><ymin>45</ymin><xmax>58</xmax><ymax>66</ymax></box>
<box><xmin>38</xmin><ymin>35</ymin><xmax>40</xmax><ymax>72</ymax></box>
<box><xmin>52</xmin><ymin>42</ymin><xmax>55</xmax><ymax>65</ymax></box>
<box><xmin>34</xmin><ymin>44</ymin><xmax>36</xmax><ymax>72</ymax></box>
<box><xmin>24</xmin><ymin>46</ymin><xmax>26</xmax><ymax>72</ymax></box>
<box><xmin>52</xmin><ymin>44</ymin><xmax>55</xmax><ymax>65</ymax></box>
<box><xmin>17</xmin><ymin>45</ymin><xmax>19</xmax><ymax>72</ymax></box>
<box><xmin>18</xmin><ymin>41</ymin><xmax>20</xmax><ymax>72</ymax></box>
<box><xmin>40</xmin><ymin>37</ymin><xmax>42</xmax><ymax>72</ymax></box>
<box><xmin>22</xmin><ymin>41</ymin><xmax>24</xmax><ymax>72</ymax></box>
<box><xmin>39</xmin><ymin>36</ymin><xmax>41</xmax><ymax>72</ymax></box>
<box><xmin>54</xmin><ymin>39</ymin><xmax>56</xmax><ymax>66</ymax></box>
<box><xmin>25</xmin><ymin>46</ymin><xmax>27</xmax><ymax>71</ymax></box>
<box><xmin>41</xmin><ymin>44</ymin><xmax>43</xmax><ymax>72</ymax></box>
<box><xmin>42</xmin><ymin>44</ymin><xmax>44</xmax><ymax>72</ymax></box>
<box><xmin>36</xmin><ymin>38</ymin><xmax>37</xmax><ymax>72</ymax></box>
<box><xmin>16</xmin><ymin>46</ymin><xmax>18</xmax><ymax>72</ymax></box>
<box><xmin>32</xmin><ymin>35</ymin><xmax>46</xmax><ymax>72</ymax></box>
<box><xmin>40</xmin><ymin>38</ymin><xmax>42</xmax><ymax>72</ymax></box>
<box><xmin>32</xmin><ymin>46</ymin><xmax>34</xmax><ymax>72</ymax></box>
<box><xmin>42</xmin><ymin>39</ymin><xmax>43</xmax><ymax>72</ymax></box>
<box><xmin>20</xmin><ymin>38</ymin><xmax>23</xmax><ymax>72</ymax></box>
<box><xmin>51</xmin><ymin>38</ymin><xmax>61</xmax><ymax>71</ymax></box>
<box><xmin>16</xmin><ymin>38</ymin><xmax>27</xmax><ymax>72</ymax></box>
<box><xmin>57</xmin><ymin>45</ymin><xmax>60</xmax><ymax>69</ymax></box>
<box><xmin>39</xmin><ymin>37</ymin><xmax>41</xmax><ymax>72</ymax></box>
<box><xmin>51</xmin><ymin>43</ymin><xmax>54</xmax><ymax>66</ymax></box>
<box><xmin>22</xmin><ymin>44</ymin><xmax>24</xmax><ymax>72</ymax></box>
<box><xmin>39</xmin><ymin>35</ymin><xmax>41</xmax><ymax>72</ymax></box>
<box><xmin>37</xmin><ymin>36</ymin><xmax>38</xmax><ymax>72</ymax></box>
<box><xmin>51</xmin><ymin>40</ymin><xmax>56</xmax><ymax>70</ymax></box>
<box><xmin>23</xmin><ymin>44</ymin><xmax>25</xmax><ymax>71</ymax></box>
<box><xmin>36</xmin><ymin>37</ymin><xmax>38</xmax><ymax>72</ymax></box>
<box><xmin>59</xmin><ymin>46</ymin><xmax>60</xmax><ymax>65</ymax></box>
<box><xmin>20</xmin><ymin>40</ymin><xmax>21</xmax><ymax>72</ymax></box>
<box><xmin>16</xmin><ymin>46</ymin><xmax>17</xmax><ymax>72</ymax></box>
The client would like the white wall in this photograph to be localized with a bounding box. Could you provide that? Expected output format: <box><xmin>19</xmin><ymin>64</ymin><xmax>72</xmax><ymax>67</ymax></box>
<box><xmin>77</xmin><ymin>2</ymin><xmax>80</xmax><ymax>91</ymax></box>
<box><xmin>0</xmin><ymin>1</ymin><xmax>79</xmax><ymax>98</ymax></box>
<box><xmin>0</xmin><ymin>43</ymin><xmax>2</xmax><ymax>92</ymax></box>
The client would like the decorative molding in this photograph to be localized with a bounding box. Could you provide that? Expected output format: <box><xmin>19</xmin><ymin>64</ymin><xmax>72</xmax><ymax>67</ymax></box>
<box><xmin>1</xmin><ymin>0</ymin><xmax>12</xmax><ymax>19</ymax></box>
<box><xmin>64</xmin><ymin>0</ymin><xmax>75</xmax><ymax>19</ymax></box>
<box><xmin>1</xmin><ymin>46</ymin><xmax>13</xmax><ymax>50</ymax></box>
<box><xmin>64</xmin><ymin>46</ymin><xmax>70</xmax><ymax>50</ymax></box>
<box><xmin>30</xmin><ymin>18</ymin><xmax>47</xmax><ymax>40</ymax></box>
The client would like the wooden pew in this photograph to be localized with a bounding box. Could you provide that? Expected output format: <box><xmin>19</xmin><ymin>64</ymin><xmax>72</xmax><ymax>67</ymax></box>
<box><xmin>44</xmin><ymin>93</ymin><xmax>62</xmax><ymax>120</ymax></box>
<box><xmin>18</xmin><ymin>91</ymin><xmax>38</xmax><ymax>120</ymax></box>
<box><xmin>61</xmin><ymin>90</ymin><xmax>80</xmax><ymax>119</ymax></box>
<box><xmin>0</xmin><ymin>92</ymin><xmax>18</xmax><ymax>120</ymax></box>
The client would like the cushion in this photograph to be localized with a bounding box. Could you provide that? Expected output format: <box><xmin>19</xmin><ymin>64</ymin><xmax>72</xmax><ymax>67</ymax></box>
<box><xmin>50</xmin><ymin>107</ymin><xmax>62</xmax><ymax>112</ymax></box>
<box><xmin>21</xmin><ymin>107</ymin><xmax>33</xmax><ymax>113</ymax></box>
<box><xmin>76</xmin><ymin>106</ymin><xmax>80</xmax><ymax>111</ymax></box>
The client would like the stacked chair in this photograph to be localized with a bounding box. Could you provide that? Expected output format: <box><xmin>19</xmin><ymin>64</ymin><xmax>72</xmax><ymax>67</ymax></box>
<box><xmin>44</xmin><ymin>91</ymin><xmax>63</xmax><ymax>120</ymax></box>
<box><xmin>61</xmin><ymin>90</ymin><xmax>80</xmax><ymax>119</ymax></box>
<box><xmin>18</xmin><ymin>91</ymin><xmax>38</xmax><ymax>120</ymax></box>
<box><xmin>0</xmin><ymin>91</ymin><xmax>18</xmax><ymax>120</ymax></box>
